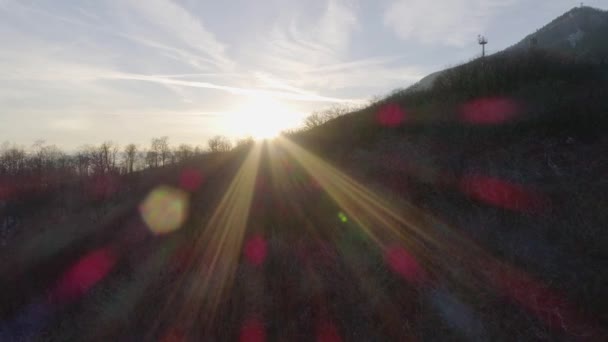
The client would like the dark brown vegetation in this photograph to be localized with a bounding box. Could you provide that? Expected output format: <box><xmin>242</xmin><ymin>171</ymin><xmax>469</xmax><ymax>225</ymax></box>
<box><xmin>2</xmin><ymin>35</ymin><xmax>608</xmax><ymax>341</ymax></box>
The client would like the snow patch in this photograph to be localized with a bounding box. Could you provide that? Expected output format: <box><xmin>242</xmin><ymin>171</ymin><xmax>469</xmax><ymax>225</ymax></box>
<box><xmin>567</xmin><ymin>29</ymin><xmax>585</xmax><ymax>48</ymax></box>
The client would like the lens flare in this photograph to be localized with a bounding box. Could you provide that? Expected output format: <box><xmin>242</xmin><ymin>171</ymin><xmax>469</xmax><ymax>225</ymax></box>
<box><xmin>460</xmin><ymin>97</ymin><xmax>519</xmax><ymax>124</ymax></box>
<box><xmin>316</xmin><ymin>321</ymin><xmax>342</xmax><ymax>342</ymax></box>
<box><xmin>49</xmin><ymin>246</ymin><xmax>117</xmax><ymax>303</ymax></box>
<box><xmin>385</xmin><ymin>245</ymin><xmax>428</xmax><ymax>285</ymax></box>
<box><xmin>459</xmin><ymin>174</ymin><xmax>548</xmax><ymax>213</ymax></box>
<box><xmin>179</xmin><ymin>168</ymin><xmax>205</xmax><ymax>192</ymax></box>
<box><xmin>377</xmin><ymin>103</ymin><xmax>407</xmax><ymax>127</ymax></box>
<box><xmin>155</xmin><ymin>144</ymin><xmax>262</xmax><ymax>334</ymax></box>
<box><xmin>139</xmin><ymin>186</ymin><xmax>189</xmax><ymax>235</ymax></box>
<box><xmin>160</xmin><ymin>327</ymin><xmax>186</xmax><ymax>342</ymax></box>
<box><xmin>239</xmin><ymin>317</ymin><xmax>266</xmax><ymax>342</ymax></box>
<box><xmin>244</xmin><ymin>235</ymin><xmax>268</xmax><ymax>267</ymax></box>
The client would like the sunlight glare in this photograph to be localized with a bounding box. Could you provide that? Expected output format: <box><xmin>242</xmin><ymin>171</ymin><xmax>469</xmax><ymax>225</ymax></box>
<box><xmin>226</xmin><ymin>95</ymin><xmax>301</xmax><ymax>139</ymax></box>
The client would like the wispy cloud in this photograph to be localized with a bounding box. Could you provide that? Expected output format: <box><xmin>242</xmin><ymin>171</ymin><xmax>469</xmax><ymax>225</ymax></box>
<box><xmin>114</xmin><ymin>0</ymin><xmax>235</xmax><ymax>71</ymax></box>
<box><xmin>109</xmin><ymin>73</ymin><xmax>363</xmax><ymax>104</ymax></box>
<box><xmin>384</xmin><ymin>0</ymin><xmax>519</xmax><ymax>46</ymax></box>
<box><xmin>241</xmin><ymin>0</ymin><xmax>426</xmax><ymax>96</ymax></box>
<box><xmin>0</xmin><ymin>0</ymin><xmax>465</xmax><ymax>147</ymax></box>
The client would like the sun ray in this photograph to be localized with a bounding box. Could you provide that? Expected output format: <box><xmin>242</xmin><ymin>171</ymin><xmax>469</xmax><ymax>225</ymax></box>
<box><xmin>275</xmin><ymin>137</ymin><xmax>604</xmax><ymax>337</ymax></box>
<box><xmin>224</xmin><ymin>95</ymin><xmax>303</xmax><ymax>140</ymax></box>
<box><xmin>153</xmin><ymin>143</ymin><xmax>262</xmax><ymax>336</ymax></box>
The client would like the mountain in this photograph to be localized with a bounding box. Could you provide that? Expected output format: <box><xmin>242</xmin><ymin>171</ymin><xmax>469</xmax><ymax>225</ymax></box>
<box><xmin>410</xmin><ymin>6</ymin><xmax>608</xmax><ymax>91</ymax></box>
<box><xmin>507</xmin><ymin>6</ymin><xmax>608</xmax><ymax>62</ymax></box>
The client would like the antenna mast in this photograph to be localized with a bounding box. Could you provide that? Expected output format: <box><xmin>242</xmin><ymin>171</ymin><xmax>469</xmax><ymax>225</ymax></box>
<box><xmin>478</xmin><ymin>35</ymin><xmax>488</xmax><ymax>57</ymax></box>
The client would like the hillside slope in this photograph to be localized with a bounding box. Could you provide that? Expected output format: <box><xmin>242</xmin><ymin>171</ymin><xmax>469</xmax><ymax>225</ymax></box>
<box><xmin>1</xmin><ymin>6</ymin><xmax>607</xmax><ymax>342</ymax></box>
<box><xmin>508</xmin><ymin>6</ymin><xmax>608</xmax><ymax>62</ymax></box>
<box><xmin>410</xmin><ymin>6</ymin><xmax>608</xmax><ymax>91</ymax></box>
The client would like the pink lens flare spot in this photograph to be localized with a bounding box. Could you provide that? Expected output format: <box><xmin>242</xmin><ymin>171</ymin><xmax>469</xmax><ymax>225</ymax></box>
<box><xmin>244</xmin><ymin>235</ymin><xmax>268</xmax><ymax>267</ymax></box>
<box><xmin>317</xmin><ymin>321</ymin><xmax>342</xmax><ymax>342</ymax></box>
<box><xmin>50</xmin><ymin>247</ymin><xmax>117</xmax><ymax>303</ymax></box>
<box><xmin>179</xmin><ymin>168</ymin><xmax>204</xmax><ymax>192</ymax></box>
<box><xmin>239</xmin><ymin>317</ymin><xmax>266</xmax><ymax>342</ymax></box>
<box><xmin>385</xmin><ymin>246</ymin><xmax>428</xmax><ymax>285</ymax></box>
<box><xmin>377</xmin><ymin>103</ymin><xmax>407</xmax><ymax>127</ymax></box>
<box><xmin>460</xmin><ymin>97</ymin><xmax>519</xmax><ymax>124</ymax></box>
<box><xmin>459</xmin><ymin>175</ymin><xmax>548</xmax><ymax>213</ymax></box>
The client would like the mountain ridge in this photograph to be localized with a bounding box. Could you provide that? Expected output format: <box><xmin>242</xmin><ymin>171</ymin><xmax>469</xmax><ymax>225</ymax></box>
<box><xmin>409</xmin><ymin>6</ymin><xmax>608</xmax><ymax>92</ymax></box>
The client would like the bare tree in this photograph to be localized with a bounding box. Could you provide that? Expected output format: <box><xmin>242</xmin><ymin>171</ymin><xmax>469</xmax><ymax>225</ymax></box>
<box><xmin>0</xmin><ymin>143</ymin><xmax>26</xmax><ymax>176</ymax></box>
<box><xmin>304</xmin><ymin>112</ymin><xmax>325</xmax><ymax>129</ymax></box>
<box><xmin>102</xmin><ymin>141</ymin><xmax>119</xmax><ymax>173</ymax></box>
<box><xmin>303</xmin><ymin>103</ymin><xmax>355</xmax><ymax>129</ymax></box>
<box><xmin>74</xmin><ymin>146</ymin><xmax>92</xmax><ymax>176</ymax></box>
<box><xmin>123</xmin><ymin>144</ymin><xmax>138</xmax><ymax>174</ymax></box>
<box><xmin>145</xmin><ymin>149</ymin><xmax>158</xmax><ymax>168</ymax></box>
<box><xmin>89</xmin><ymin>142</ymin><xmax>119</xmax><ymax>174</ymax></box>
<box><xmin>235</xmin><ymin>136</ymin><xmax>255</xmax><ymax>149</ymax></box>
<box><xmin>151</xmin><ymin>137</ymin><xmax>171</xmax><ymax>167</ymax></box>
<box><xmin>175</xmin><ymin>144</ymin><xmax>194</xmax><ymax>163</ymax></box>
<box><xmin>207</xmin><ymin>135</ymin><xmax>232</xmax><ymax>152</ymax></box>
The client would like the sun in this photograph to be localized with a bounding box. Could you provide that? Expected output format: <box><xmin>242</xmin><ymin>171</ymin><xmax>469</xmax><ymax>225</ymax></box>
<box><xmin>225</xmin><ymin>95</ymin><xmax>301</xmax><ymax>140</ymax></box>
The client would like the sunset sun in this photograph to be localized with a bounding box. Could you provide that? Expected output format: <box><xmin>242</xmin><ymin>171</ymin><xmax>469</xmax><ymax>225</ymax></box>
<box><xmin>226</xmin><ymin>95</ymin><xmax>302</xmax><ymax>140</ymax></box>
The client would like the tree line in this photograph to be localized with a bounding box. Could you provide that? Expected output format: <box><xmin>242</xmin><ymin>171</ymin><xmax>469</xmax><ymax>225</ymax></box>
<box><xmin>0</xmin><ymin>102</ymin><xmax>361</xmax><ymax>180</ymax></box>
<box><xmin>0</xmin><ymin>135</ymin><xmax>254</xmax><ymax>179</ymax></box>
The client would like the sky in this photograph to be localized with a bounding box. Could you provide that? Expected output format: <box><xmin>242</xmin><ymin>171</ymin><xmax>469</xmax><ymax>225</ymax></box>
<box><xmin>1</xmin><ymin>0</ymin><xmax>606</xmax><ymax>150</ymax></box>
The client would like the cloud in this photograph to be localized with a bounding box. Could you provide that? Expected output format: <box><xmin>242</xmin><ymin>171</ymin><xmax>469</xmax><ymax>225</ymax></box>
<box><xmin>50</xmin><ymin>118</ymin><xmax>91</xmax><ymax>132</ymax></box>
<box><xmin>0</xmin><ymin>0</ymin><xmax>435</xmax><ymax>147</ymax></box>
<box><xmin>240</xmin><ymin>0</ymin><xmax>426</xmax><ymax>97</ymax></box>
<box><xmin>384</xmin><ymin>0</ymin><xmax>519</xmax><ymax>46</ymax></box>
<box><xmin>255</xmin><ymin>0</ymin><xmax>358</xmax><ymax>70</ymax></box>
<box><xmin>109</xmin><ymin>73</ymin><xmax>363</xmax><ymax>104</ymax></box>
<box><xmin>117</xmin><ymin>0</ymin><xmax>234</xmax><ymax>71</ymax></box>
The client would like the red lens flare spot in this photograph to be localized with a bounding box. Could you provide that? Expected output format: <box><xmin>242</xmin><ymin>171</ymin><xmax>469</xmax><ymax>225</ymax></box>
<box><xmin>171</xmin><ymin>246</ymin><xmax>197</xmax><ymax>273</ymax></box>
<box><xmin>385</xmin><ymin>246</ymin><xmax>427</xmax><ymax>285</ymax></box>
<box><xmin>281</xmin><ymin>158</ymin><xmax>294</xmax><ymax>172</ymax></box>
<box><xmin>460</xmin><ymin>97</ymin><xmax>519</xmax><ymax>125</ymax></box>
<box><xmin>179</xmin><ymin>168</ymin><xmax>204</xmax><ymax>192</ymax></box>
<box><xmin>160</xmin><ymin>327</ymin><xmax>186</xmax><ymax>342</ymax></box>
<box><xmin>377</xmin><ymin>103</ymin><xmax>407</xmax><ymax>127</ymax></box>
<box><xmin>244</xmin><ymin>235</ymin><xmax>268</xmax><ymax>267</ymax></box>
<box><xmin>309</xmin><ymin>178</ymin><xmax>322</xmax><ymax>191</ymax></box>
<box><xmin>88</xmin><ymin>174</ymin><xmax>120</xmax><ymax>200</ymax></box>
<box><xmin>239</xmin><ymin>317</ymin><xmax>266</xmax><ymax>342</ymax></box>
<box><xmin>459</xmin><ymin>175</ymin><xmax>548</xmax><ymax>213</ymax></box>
<box><xmin>50</xmin><ymin>247</ymin><xmax>117</xmax><ymax>303</ymax></box>
<box><xmin>487</xmin><ymin>265</ymin><xmax>603</xmax><ymax>337</ymax></box>
<box><xmin>0</xmin><ymin>181</ymin><xmax>15</xmax><ymax>201</ymax></box>
<box><xmin>256</xmin><ymin>176</ymin><xmax>270</xmax><ymax>195</ymax></box>
<box><xmin>317</xmin><ymin>321</ymin><xmax>342</xmax><ymax>342</ymax></box>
